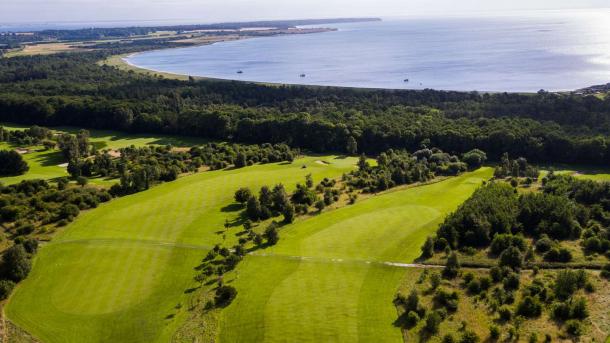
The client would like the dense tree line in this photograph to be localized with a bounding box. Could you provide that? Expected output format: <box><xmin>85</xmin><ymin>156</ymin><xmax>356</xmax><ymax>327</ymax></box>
<box><xmin>343</xmin><ymin>147</ymin><xmax>479</xmax><ymax>193</ymax></box>
<box><xmin>430</xmin><ymin>173</ymin><xmax>610</xmax><ymax>264</ymax></box>
<box><xmin>0</xmin><ymin>52</ymin><xmax>609</xmax><ymax>165</ymax></box>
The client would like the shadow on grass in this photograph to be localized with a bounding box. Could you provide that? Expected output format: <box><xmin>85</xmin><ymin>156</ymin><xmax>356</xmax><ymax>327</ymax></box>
<box><xmin>221</xmin><ymin>203</ymin><xmax>243</xmax><ymax>213</ymax></box>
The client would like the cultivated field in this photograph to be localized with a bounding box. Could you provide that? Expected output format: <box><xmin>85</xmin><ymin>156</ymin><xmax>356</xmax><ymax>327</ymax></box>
<box><xmin>5</xmin><ymin>156</ymin><xmax>359</xmax><ymax>342</ymax></box>
<box><xmin>219</xmin><ymin>168</ymin><xmax>493</xmax><ymax>342</ymax></box>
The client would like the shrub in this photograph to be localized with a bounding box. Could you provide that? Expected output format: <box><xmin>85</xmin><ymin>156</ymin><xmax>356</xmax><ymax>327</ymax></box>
<box><xmin>443</xmin><ymin>252</ymin><xmax>460</xmax><ymax>278</ymax></box>
<box><xmin>422</xmin><ymin>237</ymin><xmax>435</xmax><ymax>258</ymax></box>
<box><xmin>434</xmin><ymin>288</ymin><xmax>459</xmax><ymax>311</ymax></box>
<box><xmin>498</xmin><ymin>306</ymin><xmax>512</xmax><ymax>321</ymax></box>
<box><xmin>499</xmin><ymin>246</ymin><xmax>523</xmax><ymax>269</ymax></box>
<box><xmin>405</xmin><ymin>310</ymin><xmax>419</xmax><ymax>327</ymax></box>
<box><xmin>467</xmin><ymin>279</ymin><xmax>481</xmax><ymax>294</ymax></box>
<box><xmin>442</xmin><ymin>334</ymin><xmax>456</xmax><ymax>343</ymax></box>
<box><xmin>0</xmin><ymin>279</ymin><xmax>15</xmax><ymax>300</ymax></box>
<box><xmin>460</xmin><ymin>330</ymin><xmax>480</xmax><ymax>343</ymax></box>
<box><xmin>430</xmin><ymin>272</ymin><xmax>441</xmax><ymax>290</ymax></box>
<box><xmin>234</xmin><ymin>187</ymin><xmax>253</xmax><ymax>203</ymax></box>
<box><xmin>489</xmin><ymin>325</ymin><xmax>500</xmax><ymax>340</ymax></box>
<box><xmin>535</xmin><ymin>235</ymin><xmax>554</xmax><ymax>253</ymax></box>
<box><xmin>425</xmin><ymin>311</ymin><xmax>442</xmax><ymax>333</ymax></box>
<box><xmin>503</xmin><ymin>272</ymin><xmax>520</xmax><ymax>291</ymax></box>
<box><xmin>565</xmin><ymin>320</ymin><xmax>583</xmax><ymax>336</ymax></box>
<box><xmin>516</xmin><ymin>295</ymin><xmax>542</xmax><ymax>317</ymax></box>
<box><xmin>215</xmin><ymin>285</ymin><xmax>237</xmax><ymax>307</ymax></box>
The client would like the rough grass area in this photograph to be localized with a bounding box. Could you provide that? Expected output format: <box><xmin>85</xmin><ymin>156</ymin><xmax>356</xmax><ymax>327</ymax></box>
<box><xmin>218</xmin><ymin>168</ymin><xmax>493</xmax><ymax>342</ymax></box>
<box><xmin>396</xmin><ymin>268</ymin><xmax>610</xmax><ymax>342</ymax></box>
<box><xmin>5</xmin><ymin>156</ymin><xmax>357</xmax><ymax>343</ymax></box>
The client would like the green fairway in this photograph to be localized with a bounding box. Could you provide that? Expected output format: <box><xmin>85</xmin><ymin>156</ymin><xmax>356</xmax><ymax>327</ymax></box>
<box><xmin>0</xmin><ymin>142</ymin><xmax>68</xmax><ymax>184</ymax></box>
<box><xmin>5</xmin><ymin>156</ymin><xmax>357</xmax><ymax>342</ymax></box>
<box><xmin>219</xmin><ymin>168</ymin><xmax>493</xmax><ymax>342</ymax></box>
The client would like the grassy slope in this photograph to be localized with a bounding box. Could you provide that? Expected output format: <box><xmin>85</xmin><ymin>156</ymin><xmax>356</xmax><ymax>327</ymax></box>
<box><xmin>0</xmin><ymin>124</ymin><xmax>207</xmax><ymax>185</ymax></box>
<box><xmin>5</xmin><ymin>156</ymin><xmax>357</xmax><ymax>343</ymax></box>
<box><xmin>219</xmin><ymin>167</ymin><xmax>493</xmax><ymax>342</ymax></box>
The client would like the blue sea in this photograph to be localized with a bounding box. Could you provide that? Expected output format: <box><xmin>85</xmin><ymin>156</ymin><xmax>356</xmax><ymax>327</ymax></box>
<box><xmin>127</xmin><ymin>10</ymin><xmax>610</xmax><ymax>92</ymax></box>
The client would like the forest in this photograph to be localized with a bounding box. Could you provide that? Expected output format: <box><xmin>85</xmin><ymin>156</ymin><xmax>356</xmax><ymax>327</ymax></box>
<box><xmin>0</xmin><ymin>52</ymin><xmax>609</xmax><ymax>166</ymax></box>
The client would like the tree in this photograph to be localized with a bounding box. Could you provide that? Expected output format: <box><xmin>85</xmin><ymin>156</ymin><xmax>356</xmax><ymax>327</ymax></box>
<box><xmin>460</xmin><ymin>330</ymin><xmax>480</xmax><ymax>343</ymax></box>
<box><xmin>76</xmin><ymin>176</ymin><xmax>88</xmax><ymax>187</ymax></box>
<box><xmin>305</xmin><ymin>174</ymin><xmax>314</xmax><ymax>188</ymax></box>
<box><xmin>234</xmin><ymin>152</ymin><xmax>247</xmax><ymax>168</ymax></box>
<box><xmin>246</xmin><ymin>196</ymin><xmax>261</xmax><ymax>221</ymax></box>
<box><xmin>422</xmin><ymin>237</ymin><xmax>434</xmax><ymax>258</ymax></box>
<box><xmin>499</xmin><ymin>246</ymin><xmax>523</xmax><ymax>270</ymax></box>
<box><xmin>315</xmin><ymin>200</ymin><xmax>326</xmax><ymax>212</ymax></box>
<box><xmin>264</xmin><ymin>225</ymin><xmax>279</xmax><ymax>245</ymax></box>
<box><xmin>443</xmin><ymin>252</ymin><xmax>460</xmax><ymax>279</ymax></box>
<box><xmin>462</xmin><ymin>149</ymin><xmax>487</xmax><ymax>170</ymax></box>
<box><xmin>346</xmin><ymin>136</ymin><xmax>358</xmax><ymax>155</ymax></box>
<box><xmin>425</xmin><ymin>311</ymin><xmax>442</xmax><ymax>333</ymax></box>
<box><xmin>1</xmin><ymin>244</ymin><xmax>31</xmax><ymax>282</ymax></box>
<box><xmin>357</xmin><ymin>154</ymin><xmax>369</xmax><ymax>171</ymax></box>
<box><xmin>0</xmin><ymin>150</ymin><xmax>29</xmax><ymax>176</ymax></box>
<box><xmin>215</xmin><ymin>285</ymin><xmax>237</xmax><ymax>307</ymax></box>
<box><xmin>282</xmin><ymin>204</ymin><xmax>295</xmax><ymax>223</ymax></box>
<box><xmin>516</xmin><ymin>296</ymin><xmax>542</xmax><ymax>317</ymax></box>
<box><xmin>234</xmin><ymin>187</ymin><xmax>253</xmax><ymax>204</ymax></box>
<box><xmin>0</xmin><ymin>280</ymin><xmax>15</xmax><ymax>300</ymax></box>
<box><xmin>406</xmin><ymin>289</ymin><xmax>419</xmax><ymax>311</ymax></box>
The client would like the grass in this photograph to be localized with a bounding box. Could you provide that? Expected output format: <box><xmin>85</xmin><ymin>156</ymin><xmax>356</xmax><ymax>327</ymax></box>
<box><xmin>219</xmin><ymin>168</ymin><xmax>493</xmax><ymax>342</ymax></box>
<box><xmin>5</xmin><ymin>155</ymin><xmax>358</xmax><ymax>343</ymax></box>
<box><xmin>0</xmin><ymin>123</ymin><xmax>208</xmax><ymax>185</ymax></box>
<box><xmin>0</xmin><ymin>142</ymin><xmax>68</xmax><ymax>185</ymax></box>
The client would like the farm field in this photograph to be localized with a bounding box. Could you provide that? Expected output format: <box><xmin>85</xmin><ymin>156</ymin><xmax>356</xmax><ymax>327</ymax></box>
<box><xmin>219</xmin><ymin>167</ymin><xmax>493</xmax><ymax>342</ymax></box>
<box><xmin>5</xmin><ymin>155</ymin><xmax>358</xmax><ymax>342</ymax></box>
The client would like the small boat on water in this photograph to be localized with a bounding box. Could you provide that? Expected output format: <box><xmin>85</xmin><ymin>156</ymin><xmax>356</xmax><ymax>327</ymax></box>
<box><xmin>300</xmin><ymin>74</ymin><xmax>306</xmax><ymax>78</ymax></box>
<box><xmin>237</xmin><ymin>70</ymin><xmax>243</xmax><ymax>74</ymax></box>
<box><xmin>404</xmin><ymin>78</ymin><xmax>409</xmax><ymax>82</ymax></box>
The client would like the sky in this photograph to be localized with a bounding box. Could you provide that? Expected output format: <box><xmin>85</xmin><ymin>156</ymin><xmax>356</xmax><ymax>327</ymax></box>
<box><xmin>1</xmin><ymin>0</ymin><xmax>609</xmax><ymax>24</ymax></box>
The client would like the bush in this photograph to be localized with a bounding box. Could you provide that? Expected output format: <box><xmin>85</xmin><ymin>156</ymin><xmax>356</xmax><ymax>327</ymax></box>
<box><xmin>516</xmin><ymin>296</ymin><xmax>542</xmax><ymax>317</ymax></box>
<box><xmin>215</xmin><ymin>285</ymin><xmax>237</xmax><ymax>307</ymax></box>
<box><xmin>442</xmin><ymin>334</ymin><xmax>456</xmax><ymax>343</ymax></box>
<box><xmin>467</xmin><ymin>279</ymin><xmax>481</xmax><ymax>294</ymax></box>
<box><xmin>565</xmin><ymin>320</ymin><xmax>583</xmax><ymax>336</ymax></box>
<box><xmin>489</xmin><ymin>325</ymin><xmax>500</xmax><ymax>340</ymax></box>
<box><xmin>443</xmin><ymin>252</ymin><xmax>460</xmax><ymax>279</ymax></box>
<box><xmin>1</xmin><ymin>244</ymin><xmax>31</xmax><ymax>282</ymax></box>
<box><xmin>535</xmin><ymin>235</ymin><xmax>554</xmax><ymax>253</ymax></box>
<box><xmin>498</xmin><ymin>306</ymin><xmax>512</xmax><ymax>321</ymax></box>
<box><xmin>425</xmin><ymin>311</ymin><xmax>442</xmax><ymax>333</ymax></box>
<box><xmin>234</xmin><ymin>187</ymin><xmax>253</xmax><ymax>203</ymax></box>
<box><xmin>405</xmin><ymin>311</ymin><xmax>420</xmax><ymax>327</ymax></box>
<box><xmin>0</xmin><ymin>279</ymin><xmax>15</xmax><ymax>300</ymax></box>
<box><xmin>499</xmin><ymin>246</ymin><xmax>523</xmax><ymax>269</ymax></box>
<box><xmin>503</xmin><ymin>272</ymin><xmax>520</xmax><ymax>291</ymax></box>
<box><xmin>460</xmin><ymin>330</ymin><xmax>480</xmax><ymax>343</ymax></box>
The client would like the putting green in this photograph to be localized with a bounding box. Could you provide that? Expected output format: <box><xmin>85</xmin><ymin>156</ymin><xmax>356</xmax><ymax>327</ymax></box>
<box><xmin>219</xmin><ymin>168</ymin><xmax>493</xmax><ymax>342</ymax></box>
<box><xmin>6</xmin><ymin>156</ymin><xmax>357</xmax><ymax>342</ymax></box>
